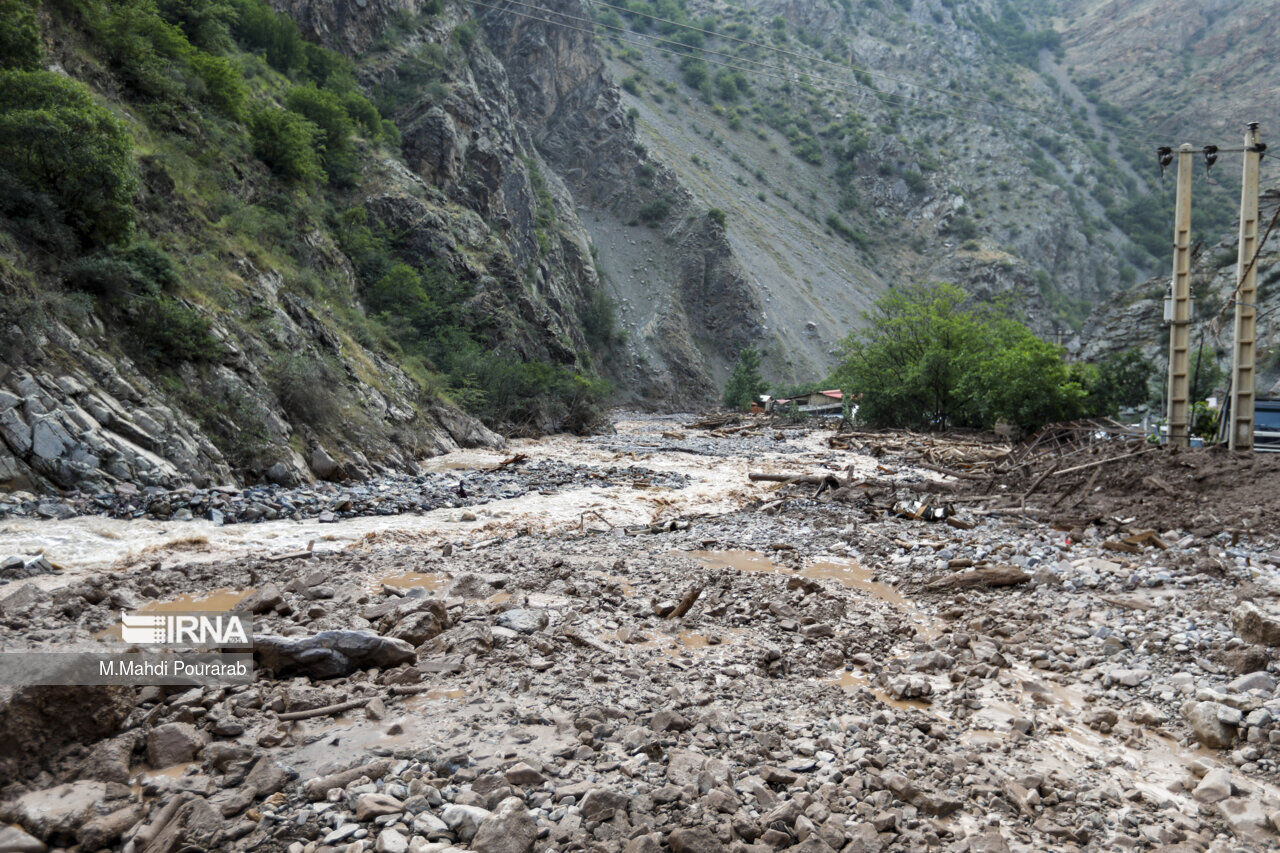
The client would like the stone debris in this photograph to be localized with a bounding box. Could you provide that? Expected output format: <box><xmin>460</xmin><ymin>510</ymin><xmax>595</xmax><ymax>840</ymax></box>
<box><xmin>0</xmin><ymin>463</ymin><xmax>689</xmax><ymax>525</ymax></box>
<box><xmin>0</xmin><ymin>415</ymin><xmax>1279</xmax><ymax>851</ymax></box>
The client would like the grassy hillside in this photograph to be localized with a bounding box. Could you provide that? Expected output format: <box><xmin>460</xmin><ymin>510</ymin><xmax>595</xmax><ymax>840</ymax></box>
<box><xmin>0</xmin><ymin>0</ymin><xmax>608</xmax><ymax>478</ymax></box>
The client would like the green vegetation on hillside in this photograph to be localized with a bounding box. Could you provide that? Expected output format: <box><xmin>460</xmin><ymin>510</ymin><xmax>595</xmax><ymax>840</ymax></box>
<box><xmin>0</xmin><ymin>0</ymin><xmax>609</xmax><ymax>462</ymax></box>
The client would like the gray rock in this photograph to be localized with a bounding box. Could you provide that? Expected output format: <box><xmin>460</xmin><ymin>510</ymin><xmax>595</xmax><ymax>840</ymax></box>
<box><xmin>441</xmin><ymin>804</ymin><xmax>490</xmax><ymax>842</ymax></box>
<box><xmin>1227</xmin><ymin>671</ymin><xmax>1277</xmax><ymax>694</ymax></box>
<box><xmin>0</xmin><ymin>825</ymin><xmax>47</xmax><ymax>853</ymax></box>
<box><xmin>1192</xmin><ymin>768</ymin><xmax>1233</xmax><ymax>804</ymax></box>
<box><xmin>578</xmin><ymin>789</ymin><xmax>630</xmax><ymax>821</ymax></box>
<box><xmin>253</xmin><ymin>631</ymin><xmax>416</xmax><ymax>679</ymax></box>
<box><xmin>1231</xmin><ymin>602</ymin><xmax>1280</xmax><ymax>647</ymax></box>
<box><xmin>0</xmin><ymin>583</ymin><xmax>40</xmax><ymax>615</ymax></box>
<box><xmin>237</xmin><ymin>584</ymin><xmax>284</xmax><ymax>615</ymax></box>
<box><xmin>503</xmin><ymin>762</ymin><xmax>545</xmax><ymax>786</ymax></box>
<box><xmin>1104</xmin><ymin>668</ymin><xmax>1151</xmax><ymax>687</ymax></box>
<box><xmin>1216</xmin><ymin>796</ymin><xmax>1271</xmax><ymax>841</ymax></box>
<box><xmin>356</xmin><ymin>793</ymin><xmax>404</xmax><ymax>821</ymax></box>
<box><xmin>146</xmin><ymin>722</ymin><xmax>208</xmax><ymax>768</ymax></box>
<box><xmin>471</xmin><ymin>796</ymin><xmax>537</xmax><ymax>853</ymax></box>
<box><xmin>667</xmin><ymin>827</ymin><xmax>725</xmax><ymax>853</ymax></box>
<box><xmin>141</xmin><ymin>795</ymin><xmax>222</xmax><ymax>853</ymax></box>
<box><xmin>77</xmin><ymin>804</ymin><xmax>143</xmax><ymax>850</ymax></box>
<box><xmin>1</xmin><ymin>781</ymin><xmax>114</xmax><ymax>844</ymax></box>
<box><xmin>494</xmin><ymin>609</ymin><xmax>548</xmax><ymax>634</ymax></box>
<box><xmin>244</xmin><ymin>756</ymin><xmax>291</xmax><ymax>797</ymax></box>
<box><xmin>649</xmin><ymin>709</ymin><xmax>690</xmax><ymax>732</ymax></box>
<box><xmin>388</xmin><ymin>601</ymin><xmax>449</xmax><ymax>646</ymax></box>
<box><xmin>1183</xmin><ymin>701</ymin><xmax>1237</xmax><ymax>748</ymax></box>
<box><xmin>309</xmin><ymin>444</ymin><xmax>341</xmax><ymax>480</ymax></box>
<box><xmin>376</xmin><ymin>829</ymin><xmax>409</xmax><ymax>853</ymax></box>
<box><xmin>962</xmin><ymin>830</ymin><xmax>1009</xmax><ymax>853</ymax></box>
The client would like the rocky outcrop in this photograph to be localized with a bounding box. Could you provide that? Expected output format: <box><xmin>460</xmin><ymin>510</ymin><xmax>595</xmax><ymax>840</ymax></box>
<box><xmin>0</xmin><ymin>331</ymin><xmax>230</xmax><ymax>493</ymax></box>
<box><xmin>1072</xmin><ymin>187</ymin><xmax>1280</xmax><ymax>390</ymax></box>
<box><xmin>276</xmin><ymin>0</ymin><xmax>768</xmax><ymax>408</ymax></box>
<box><xmin>0</xmin><ymin>272</ymin><xmax>503</xmax><ymax>494</ymax></box>
<box><xmin>0</xmin><ymin>685</ymin><xmax>135</xmax><ymax>786</ymax></box>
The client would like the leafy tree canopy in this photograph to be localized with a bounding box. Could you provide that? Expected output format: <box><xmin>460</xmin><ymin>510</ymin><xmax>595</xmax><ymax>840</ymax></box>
<box><xmin>828</xmin><ymin>283</ymin><xmax>1088</xmax><ymax>430</ymax></box>
<box><xmin>723</xmin><ymin>344</ymin><xmax>767</xmax><ymax>411</ymax></box>
<box><xmin>0</xmin><ymin>0</ymin><xmax>42</xmax><ymax>70</ymax></box>
<box><xmin>0</xmin><ymin>70</ymin><xmax>138</xmax><ymax>245</ymax></box>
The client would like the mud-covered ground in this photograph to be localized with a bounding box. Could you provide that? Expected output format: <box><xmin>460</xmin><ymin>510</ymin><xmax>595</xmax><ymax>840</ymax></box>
<box><xmin>2</xmin><ymin>414</ymin><xmax>1280</xmax><ymax>853</ymax></box>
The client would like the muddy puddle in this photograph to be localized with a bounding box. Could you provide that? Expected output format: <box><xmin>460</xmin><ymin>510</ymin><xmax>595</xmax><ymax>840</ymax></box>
<box><xmin>378</xmin><ymin>572</ymin><xmax>449</xmax><ymax>592</ymax></box>
<box><xmin>613</xmin><ymin>627</ymin><xmax>734</xmax><ymax>657</ymax></box>
<box><xmin>832</xmin><ymin>670</ymin><xmax>934</xmax><ymax>712</ymax></box>
<box><xmin>686</xmin><ymin>549</ymin><xmax>906</xmax><ymax>605</ymax></box>
<box><xmin>96</xmin><ymin>588</ymin><xmax>253</xmax><ymax>642</ymax></box>
<box><xmin>686</xmin><ymin>549</ymin><xmax>937</xmax><ymax>640</ymax></box>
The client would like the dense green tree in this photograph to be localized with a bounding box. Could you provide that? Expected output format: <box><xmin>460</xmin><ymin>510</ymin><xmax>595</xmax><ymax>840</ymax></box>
<box><xmin>247</xmin><ymin>104</ymin><xmax>323</xmax><ymax>183</ymax></box>
<box><xmin>829</xmin><ymin>283</ymin><xmax>1087</xmax><ymax>430</ymax></box>
<box><xmin>190</xmin><ymin>52</ymin><xmax>246</xmax><ymax>117</ymax></box>
<box><xmin>0</xmin><ymin>70</ymin><xmax>137</xmax><ymax>244</ymax></box>
<box><xmin>723</xmin><ymin>345</ymin><xmax>767</xmax><ymax>411</ymax></box>
<box><xmin>229</xmin><ymin>0</ymin><xmax>305</xmax><ymax>73</ymax></box>
<box><xmin>285</xmin><ymin>83</ymin><xmax>355</xmax><ymax>178</ymax></box>
<box><xmin>958</xmin><ymin>317</ymin><xmax>1087</xmax><ymax>429</ymax></box>
<box><xmin>1082</xmin><ymin>348</ymin><xmax>1156</xmax><ymax>415</ymax></box>
<box><xmin>1190</xmin><ymin>345</ymin><xmax>1225</xmax><ymax>403</ymax></box>
<box><xmin>0</xmin><ymin>0</ymin><xmax>42</xmax><ymax>70</ymax></box>
<box><xmin>156</xmin><ymin>0</ymin><xmax>237</xmax><ymax>51</ymax></box>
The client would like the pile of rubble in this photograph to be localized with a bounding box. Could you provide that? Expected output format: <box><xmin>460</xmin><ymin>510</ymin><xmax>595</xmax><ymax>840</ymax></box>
<box><xmin>0</xmin><ymin>461</ymin><xmax>689</xmax><ymax>525</ymax></box>
<box><xmin>1</xmin><ymin>413</ymin><xmax>1279</xmax><ymax>852</ymax></box>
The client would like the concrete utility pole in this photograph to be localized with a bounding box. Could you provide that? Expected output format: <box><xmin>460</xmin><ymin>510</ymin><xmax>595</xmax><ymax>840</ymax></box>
<box><xmin>1229</xmin><ymin>123</ymin><xmax>1263</xmax><ymax>452</ymax></box>
<box><xmin>1166</xmin><ymin>143</ymin><xmax>1194</xmax><ymax>447</ymax></box>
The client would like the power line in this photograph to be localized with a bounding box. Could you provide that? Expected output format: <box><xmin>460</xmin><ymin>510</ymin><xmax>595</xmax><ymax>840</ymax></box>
<box><xmin>473</xmin><ymin>0</ymin><xmax>1027</xmax><ymax>128</ymax></box>
<box><xmin>477</xmin><ymin>0</ymin><xmax>996</xmax><ymax>123</ymax></box>
<box><xmin>578</xmin><ymin>0</ymin><xmax>1133</xmax><ymax>134</ymax></box>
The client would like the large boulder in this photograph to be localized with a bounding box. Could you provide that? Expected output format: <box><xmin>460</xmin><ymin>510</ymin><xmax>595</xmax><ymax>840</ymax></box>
<box><xmin>0</xmin><ymin>685</ymin><xmax>134</xmax><ymax>783</ymax></box>
<box><xmin>471</xmin><ymin>796</ymin><xmax>537</xmax><ymax>853</ymax></box>
<box><xmin>141</xmin><ymin>796</ymin><xmax>222</xmax><ymax>853</ymax></box>
<box><xmin>253</xmin><ymin>631</ymin><xmax>415</xmax><ymax>679</ymax></box>
<box><xmin>146</xmin><ymin>722</ymin><xmax>208</xmax><ymax>768</ymax></box>
<box><xmin>1183</xmin><ymin>701</ymin><xmax>1238</xmax><ymax>748</ymax></box>
<box><xmin>387</xmin><ymin>600</ymin><xmax>450</xmax><ymax>646</ymax></box>
<box><xmin>1232</xmin><ymin>603</ymin><xmax>1280</xmax><ymax>647</ymax></box>
<box><xmin>0</xmin><ymin>781</ymin><xmax>124</xmax><ymax>845</ymax></box>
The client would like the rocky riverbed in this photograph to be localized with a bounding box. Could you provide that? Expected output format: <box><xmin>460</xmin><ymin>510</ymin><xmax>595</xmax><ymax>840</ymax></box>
<box><xmin>2</xmin><ymin>414</ymin><xmax>1280</xmax><ymax>852</ymax></box>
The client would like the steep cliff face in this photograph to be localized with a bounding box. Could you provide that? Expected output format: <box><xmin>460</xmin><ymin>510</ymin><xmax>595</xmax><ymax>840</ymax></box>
<box><xmin>1</xmin><ymin>0</ymin><xmax>516</xmax><ymax>495</ymax></box>
<box><xmin>1054</xmin><ymin>0</ymin><xmax>1280</xmax><ymax>139</ymax></box>
<box><xmin>276</xmin><ymin>0</ymin><xmax>772</xmax><ymax>404</ymax></box>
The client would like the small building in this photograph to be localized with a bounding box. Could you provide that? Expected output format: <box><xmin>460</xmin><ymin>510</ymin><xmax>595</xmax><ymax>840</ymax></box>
<box><xmin>771</xmin><ymin>390</ymin><xmax>844</xmax><ymax>415</ymax></box>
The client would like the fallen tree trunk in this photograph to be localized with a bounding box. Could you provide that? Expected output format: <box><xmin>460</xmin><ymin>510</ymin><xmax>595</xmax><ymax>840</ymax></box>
<box><xmin>668</xmin><ymin>583</ymin><xmax>704</xmax><ymax>619</ymax></box>
<box><xmin>276</xmin><ymin>697</ymin><xmax>372</xmax><ymax>721</ymax></box>
<box><xmin>926</xmin><ymin>565</ymin><xmax>1030</xmax><ymax>589</ymax></box>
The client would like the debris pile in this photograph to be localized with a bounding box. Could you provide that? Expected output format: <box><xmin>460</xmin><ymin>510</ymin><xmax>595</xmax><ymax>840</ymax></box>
<box><xmin>1</xmin><ymin>413</ymin><xmax>1279</xmax><ymax>851</ymax></box>
<box><xmin>0</xmin><ymin>462</ymin><xmax>690</xmax><ymax>525</ymax></box>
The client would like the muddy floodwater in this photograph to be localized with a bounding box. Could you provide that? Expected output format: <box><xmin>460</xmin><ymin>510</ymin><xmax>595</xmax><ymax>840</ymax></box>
<box><xmin>2</xmin><ymin>413</ymin><xmax>1280</xmax><ymax>852</ymax></box>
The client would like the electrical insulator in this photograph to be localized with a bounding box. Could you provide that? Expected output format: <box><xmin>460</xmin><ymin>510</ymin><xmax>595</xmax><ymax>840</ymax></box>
<box><xmin>1203</xmin><ymin>145</ymin><xmax>1218</xmax><ymax>172</ymax></box>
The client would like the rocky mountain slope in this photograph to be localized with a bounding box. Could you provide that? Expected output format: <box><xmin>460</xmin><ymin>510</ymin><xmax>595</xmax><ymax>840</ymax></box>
<box><xmin>1052</xmin><ymin>0</ymin><xmax>1280</xmax><ymax>140</ymax></box>
<box><xmin>2</xmin><ymin>0</ymin><xmax>1276</xmax><ymax>494</ymax></box>
<box><xmin>1073</xmin><ymin>187</ymin><xmax>1280</xmax><ymax>396</ymax></box>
